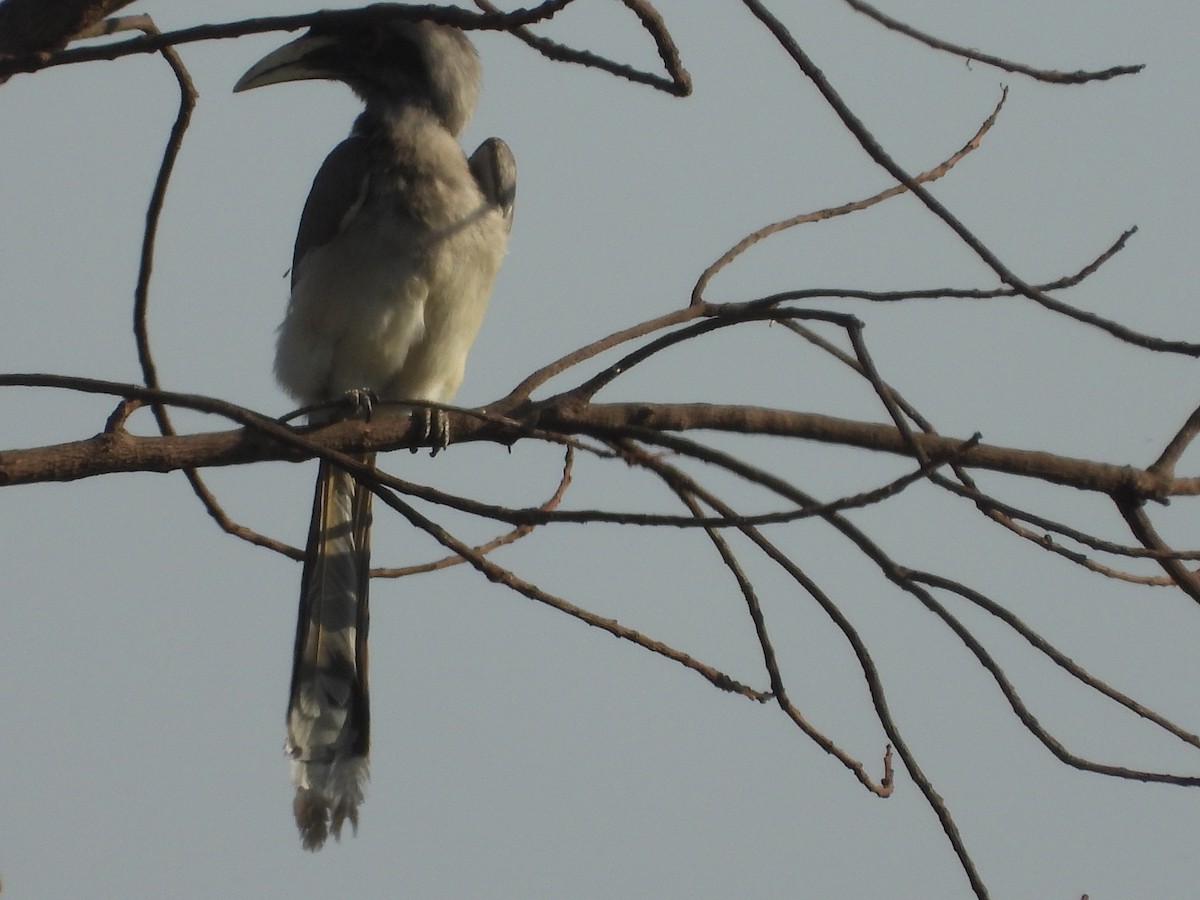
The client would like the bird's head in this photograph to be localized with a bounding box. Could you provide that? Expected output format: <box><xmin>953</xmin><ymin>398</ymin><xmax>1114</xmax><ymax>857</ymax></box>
<box><xmin>234</xmin><ymin>15</ymin><xmax>481</xmax><ymax>135</ymax></box>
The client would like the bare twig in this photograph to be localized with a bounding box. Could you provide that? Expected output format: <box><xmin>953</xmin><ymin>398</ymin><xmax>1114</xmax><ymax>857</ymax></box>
<box><xmin>934</xmin><ymin>474</ymin><xmax>1199</xmax><ymax>563</ymax></box>
<box><xmin>1150</xmin><ymin>403</ymin><xmax>1200</xmax><ymax>480</ymax></box>
<box><xmin>692</xmin><ymin>88</ymin><xmax>1007</xmax><ymax>304</ymax></box>
<box><xmin>475</xmin><ymin>0</ymin><xmax>691</xmax><ymax>95</ymax></box>
<box><xmin>373</xmin><ymin>445</ymin><xmax>575</xmax><ymax>577</ymax></box>
<box><xmin>561</xmin><ymin>307</ymin><xmax>858</xmax><ymax>403</ymax></box>
<box><xmin>841</xmin><ymin>0</ymin><xmax>1143</xmax><ymax>84</ymax></box>
<box><xmin>912</xmin><ymin>571</ymin><xmax>1200</xmax><ymax>751</ymax></box>
<box><xmin>1118</xmin><ymin>500</ymin><xmax>1200</xmax><ymax>604</ymax></box>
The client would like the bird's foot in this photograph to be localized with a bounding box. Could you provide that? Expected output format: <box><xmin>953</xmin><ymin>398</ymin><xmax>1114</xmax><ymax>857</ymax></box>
<box><xmin>341</xmin><ymin>388</ymin><xmax>378</xmax><ymax>421</ymax></box>
<box><xmin>409</xmin><ymin>406</ymin><xmax>450</xmax><ymax>456</ymax></box>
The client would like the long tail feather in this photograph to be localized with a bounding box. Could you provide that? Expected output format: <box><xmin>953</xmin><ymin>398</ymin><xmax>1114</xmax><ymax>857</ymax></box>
<box><xmin>287</xmin><ymin>454</ymin><xmax>374</xmax><ymax>850</ymax></box>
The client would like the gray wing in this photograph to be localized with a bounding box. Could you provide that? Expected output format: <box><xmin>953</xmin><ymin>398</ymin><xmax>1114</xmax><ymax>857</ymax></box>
<box><xmin>468</xmin><ymin>137</ymin><xmax>516</xmax><ymax>235</ymax></box>
<box><xmin>292</xmin><ymin>136</ymin><xmax>372</xmax><ymax>286</ymax></box>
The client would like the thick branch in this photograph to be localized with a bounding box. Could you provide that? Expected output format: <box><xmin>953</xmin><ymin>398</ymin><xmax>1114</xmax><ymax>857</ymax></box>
<box><xmin>1</xmin><ymin>378</ymin><xmax>1193</xmax><ymax>505</ymax></box>
<box><xmin>539</xmin><ymin>402</ymin><xmax>1192</xmax><ymax>499</ymax></box>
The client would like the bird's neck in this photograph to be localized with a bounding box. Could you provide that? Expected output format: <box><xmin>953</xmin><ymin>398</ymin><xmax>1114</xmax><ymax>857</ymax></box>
<box><xmin>355</xmin><ymin>97</ymin><xmax>458</xmax><ymax>140</ymax></box>
<box><xmin>356</xmin><ymin>103</ymin><xmax>464</xmax><ymax>165</ymax></box>
<box><xmin>350</xmin><ymin>104</ymin><xmax>477</xmax><ymax>216</ymax></box>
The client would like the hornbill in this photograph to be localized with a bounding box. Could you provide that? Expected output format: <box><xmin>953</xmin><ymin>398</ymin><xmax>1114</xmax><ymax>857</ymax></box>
<box><xmin>235</xmin><ymin>16</ymin><xmax>516</xmax><ymax>850</ymax></box>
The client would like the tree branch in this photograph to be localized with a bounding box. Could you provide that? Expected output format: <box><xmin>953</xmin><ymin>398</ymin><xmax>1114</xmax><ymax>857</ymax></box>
<box><xmin>2</xmin><ymin>376</ymin><xmax>1194</xmax><ymax>505</ymax></box>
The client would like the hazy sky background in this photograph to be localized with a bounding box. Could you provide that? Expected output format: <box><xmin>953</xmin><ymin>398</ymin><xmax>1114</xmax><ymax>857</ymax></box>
<box><xmin>3</xmin><ymin>1</ymin><xmax>1199</xmax><ymax>897</ymax></box>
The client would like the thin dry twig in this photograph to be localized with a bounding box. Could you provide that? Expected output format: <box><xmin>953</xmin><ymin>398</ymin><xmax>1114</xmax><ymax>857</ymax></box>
<box><xmin>561</xmin><ymin>307</ymin><xmax>858</xmax><ymax>403</ymax></box>
<box><xmin>1150</xmin><ymin>402</ymin><xmax>1200</xmax><ymax>480</ymax></box>
<box><xmin>841</xmin><ymin>0</ymin><xmax>1143</xmax><ymax>84</ymax></box>
<box><xmin>934</xmin><ymin>474</ymin><xmax>1198</xmax><ymax>567</ymax></box>
<box><xmin>373</xmin><ymin>445</ymin><xmax>576</xmax><ymax>577</ymax></box>
<box><xmin>692</xmin><ymin>88</ymin><xmax>1008</xmax><ymax>304</ymax></box>
<box><xmin>912</xmin><ymin>571</ymin><xmax>1200</xmax><ymax>752</ymax></box>
<box><xmin>736</xmin><ymin>227</ymin><xmax>1138</xmax><ymax>310</ymax></box>
<box><xmin>1118</xmin><ymin>500</ymin><xmax>1200</xmax><ymax>604</ymax></box>
<box><xmin>901</xmin><ymin>567</ymin><xmax>1200</xmax><ymax>786</ymax></box>
<box><xmin>475</xmin><ymin>0</ymin><xmax>690</xmax><ymax>95</ymax></box>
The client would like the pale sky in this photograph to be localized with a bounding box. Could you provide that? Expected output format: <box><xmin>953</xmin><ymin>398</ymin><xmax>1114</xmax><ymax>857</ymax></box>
<box><xmin>3</xmin><ymin>2</ymin><xmax>1199</xmax><ymax>897</ymax></box>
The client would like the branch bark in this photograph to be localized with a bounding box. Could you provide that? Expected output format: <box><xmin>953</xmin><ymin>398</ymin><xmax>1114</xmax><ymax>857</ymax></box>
<box><xmin>0</xmin><ymin>379</ymin><xmax>1192</xmax><ymax>505</ymax></box>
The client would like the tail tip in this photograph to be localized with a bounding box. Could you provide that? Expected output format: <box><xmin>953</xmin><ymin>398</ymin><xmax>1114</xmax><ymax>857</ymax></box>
<box><xmin>294</xmin><ymin>788</ymin><xmax>332</xmax><ymax>851</ymax></box>
<box><xmin>291</xmin><ymin>758</ymin><xmax>368</xmax><ymax>850</ymax></box>
<box><xmin>295</xmin><ymin>789</ymin><xmax>362</xmax><ymax>851</ymax></box>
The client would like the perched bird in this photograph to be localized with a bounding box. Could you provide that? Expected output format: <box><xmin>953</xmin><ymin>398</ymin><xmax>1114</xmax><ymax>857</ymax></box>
<box><xmin>234</xmin><ymin>16</ymin><xmax>516</xmax><ymax>850</ymax></box>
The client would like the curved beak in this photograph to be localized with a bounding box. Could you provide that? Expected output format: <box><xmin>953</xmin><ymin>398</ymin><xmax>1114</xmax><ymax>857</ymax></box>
<box><xmin>233</xmin><ymin>33</ymin><xmax>341</xmax><ymax>93</ymax></box>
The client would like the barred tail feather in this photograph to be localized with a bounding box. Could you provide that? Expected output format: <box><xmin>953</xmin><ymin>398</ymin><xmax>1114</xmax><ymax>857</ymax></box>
<box><xmin>292</xmin><ymin>756</ymin><xmax>370</xmax><ymax>851</ymax></box>
<box><xmin>287</xmin><ymin>456</ymin><xmax>374</xmax><ymax>850</ymax></box>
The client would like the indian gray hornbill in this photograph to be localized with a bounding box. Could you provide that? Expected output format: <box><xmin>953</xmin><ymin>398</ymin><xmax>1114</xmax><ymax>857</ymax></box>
<box><xmin>235</xmin><ymin>15</ymin><xmax>516</xmax><ymax>851</ymax></box>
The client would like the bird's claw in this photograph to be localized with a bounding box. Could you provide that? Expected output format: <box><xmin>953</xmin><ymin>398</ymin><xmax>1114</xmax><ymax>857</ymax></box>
<box><xmin>409</xmin><ymin>406</ymin><xmax>451</xmax><ymax>456</ymax></box>
<box><xmin>342</xmin><ymin>388</ymin><xmax>378</xmax><ymax>421</ymax></box>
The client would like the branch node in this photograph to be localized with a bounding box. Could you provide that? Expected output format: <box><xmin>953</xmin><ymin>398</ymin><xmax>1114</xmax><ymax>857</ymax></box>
<box><xmin>880</xmin><ymin>743</ymin><xmax>894</xmax><ymax>793</ymax></box>
<box><xmin>104</xmin><ymin>397</ymin><xmax>142</xmax><ymax>433</ymax></box>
